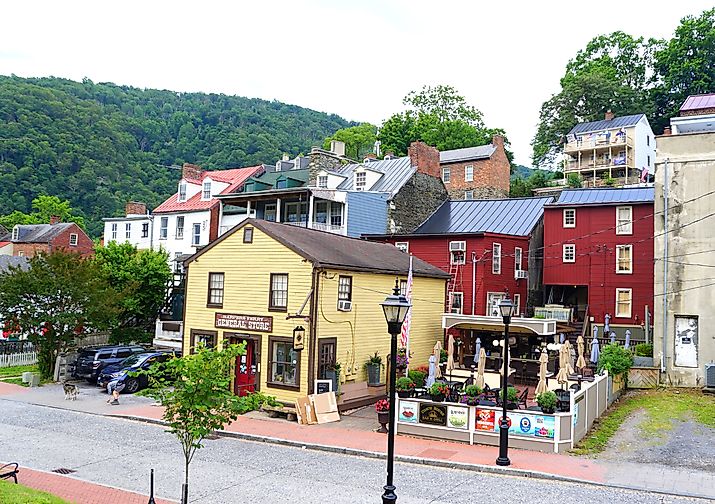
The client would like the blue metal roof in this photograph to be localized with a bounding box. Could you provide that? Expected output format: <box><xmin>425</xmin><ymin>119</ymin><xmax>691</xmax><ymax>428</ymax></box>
<box><xmin>551</xmin><ymin>186</ymin><xmax>654</xmax><ymax>206</ymax></box>
<box><xmin>568</xmin><ymin>114</ymin><xmax>645</xmax><ymax>135</ymax></box>
<box><xmin>413</xmin><ymin>197</ymin><xmax>554</xmax><ymax>236</ymax></box>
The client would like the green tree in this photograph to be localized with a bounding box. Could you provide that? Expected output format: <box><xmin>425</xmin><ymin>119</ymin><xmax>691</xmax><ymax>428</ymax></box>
<box><xmin>404</xmin><ymin>84</ymin><xmax>484</xmax><ymax>126</ymax></box>
<box><xmin>652</xmin><ymin>8</ymin><xmax>715</xmax><ymax>133</ymax></box>
<box><xmin>322</xmin><ymin>123</ymin><xmax>378</xmax><ymax>160</ymax></box>
<box><xmin>0</xmin><ymin>195</ymin><xmax>86</xmax><ymax>230</ymax></box>
<box><xmin>0</xmin><ymin>251</ymin><xmax>119</xmax><ymax>378</ymax></box>
<box><xmin>140</xmin><ymin>343</ymin><xmax>276</xmax><ymax>501</ymax></box>
<box><xmin>94</xmin><ymin>242</ymin><xmax>172</xmax><ymax>343</ymax></box>
<box><xmin>509</xmin><ymin>170</ymin><xmax>554</xmax><ymax>197</ymax></box>
<box><xmin>567</xmin><ymin>173</ymin><xmax>583</xmax><ymax>188</ymax></box>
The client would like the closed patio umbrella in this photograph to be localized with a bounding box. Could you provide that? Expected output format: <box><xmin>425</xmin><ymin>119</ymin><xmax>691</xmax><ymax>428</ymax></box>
<box><xmin>610</xmin><ymin>331</ymin><xmax>616</xmax><ymax>345</ymax></box>
<box><xmin>535</xmin><ymin>350</ymin><xmax>549</xmax><ymax>395</ymax></box>
<box><xmin>559</xmin><ymin>332</ymin><xmax>565</xmax><ymax>343</ymax></box>
<box><xmin>426</xmin><ymin>354</ymin><xmax>436</xmax><ymax>388</ymax></box>
<box><xmin>590</xmin><ymin>333</ymin><xmax>600</xmax><ymax>365</ymax></box>
<box><xmin>556</xmin><ymin>344</ymin><xmax>573</xmax><ymax>385</ymax></box>
<box><xmin>433</xmin><ymin>341</ymin><xmax>443</xmax><ymax>379</ymax></box>
<box><xmin>474</xmin><ymin>338</ymin><xmax>482</xmax><ymax>358</ymax></box>
<box><xmin>624</xmin><ymin>330</ymin><xmax>631</xmax><ymax>349</ymax></box>
<box><xmin>476</xmin><ymin>348</ymin><xmax>486</xmax><ymax>389</ymax></box>
<box><xmin>446</xmin><ymin>333</ymin><xmax>455</xmax><ymax>379</ymax></box>
<box><xmin>604</xmin><ymin>314</ymin><xmax>610</xmax><ymax>334</ymax></box>
<box><xmin>563</xmin><ymin>339</ymin><xmax>575</xmax><ymax>372</ymax></box>
<box><xmin>576</xmin><ymin>335</ymin><xmax>587</xmax><ymax>370</ymax></box>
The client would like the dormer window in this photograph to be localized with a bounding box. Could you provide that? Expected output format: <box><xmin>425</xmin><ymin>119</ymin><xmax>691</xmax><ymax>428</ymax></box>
<box><xmin>202</xmin><ymin>181</ymin><xmax>211</xmax><ymax>200</ymax></box>
<box><xmin>178</xmin><ymin>182</ymin><xmax>187</xmax><ymax>202</ymax></box>
<box><xmin>355</xmin><ymin>172</ymin><xmax>366</xmax><ymax>191</ymax></box>
<box><xmin>317</xmin><ymin>175</ymin><xmax>328</xmax><ymax>188</ymax></box>
<box><xmin>12</xmin><ymin>226</ymin><xmax>19</xmax><ymax>241</ymax></box>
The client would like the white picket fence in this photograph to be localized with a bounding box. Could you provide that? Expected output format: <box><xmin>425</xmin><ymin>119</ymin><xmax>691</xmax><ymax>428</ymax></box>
<box><xmin>0</xmin><ymin>351</ymin><xmax>38</xmax><ymax>368</ymax></box>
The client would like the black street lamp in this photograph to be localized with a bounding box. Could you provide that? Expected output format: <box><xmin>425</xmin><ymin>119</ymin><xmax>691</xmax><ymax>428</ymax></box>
<box><xmin>380</xmin><ymin>279</ymin><xmax>412</xmax><ymax>504</ymax></box>
<box><xmin>496</xmin><ymin>297</ymin><xmax>515</xmax><ymax>467</ymax></box>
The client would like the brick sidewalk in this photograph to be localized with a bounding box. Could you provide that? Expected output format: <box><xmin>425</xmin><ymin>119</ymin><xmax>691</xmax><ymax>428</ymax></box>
<box><xmin>14</xmin><ymin>466</ymin><xmax>176</xmax><ymax>504</ymax></box>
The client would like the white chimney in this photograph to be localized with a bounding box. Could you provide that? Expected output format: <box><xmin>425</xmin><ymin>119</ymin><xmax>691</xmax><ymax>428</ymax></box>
<box><xmin>330</xmin><ymin>140</ymin><xmax>346</xmax><ymax>157</ymax></box>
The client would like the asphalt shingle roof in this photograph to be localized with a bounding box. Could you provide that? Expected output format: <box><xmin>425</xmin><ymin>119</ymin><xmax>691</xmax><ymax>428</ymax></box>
<box><xmin>568</xmin><ymin>114</ymin><xmax>645</xmax><ymax>135</ymax></box>
<box><xmin>413</xmin><ymin>197</ymin><xmax>554</xmax><ymax>237</ymax></box>
<box><xmin>336</xmin><ymin>157</ymin><xmax>415</xmax><ymax>196</ymax></box>
<box><xmin>188</xmin><ymin>219</ymin><xmax>449</xmax><ymax>279</ymax></box>
<box><xmin>439</xmin><ymin>145</ymin><xmax>496</xmax><ymax>164</ymax></box>
<box><xmin>549</xmin><ymin>186</ymin><xmax>655</xmax><ymax>206</ymax></box>
<box><xmin>13</xmin><ymin>223</ymin><xmax>75</xmax><ymax>243</ymax></box>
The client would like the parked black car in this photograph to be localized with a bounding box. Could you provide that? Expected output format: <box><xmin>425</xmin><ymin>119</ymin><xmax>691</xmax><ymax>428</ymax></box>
<box><xmin>73</xmin><ymin>345</ymin><xmax>147</xmax><ymax>382</ymax></box>
<box><xmin>97</xmin><ymin>351</ymin><xmax>177</xmax><ymax>394</ymax></box>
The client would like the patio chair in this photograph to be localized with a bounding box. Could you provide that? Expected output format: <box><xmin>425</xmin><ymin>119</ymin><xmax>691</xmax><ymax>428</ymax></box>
<box><xmin>517</xmin><ymin>388</ymin><xmax>529</xmax><ymax>409</ymax></box>
<box><xmin>0</xmin><ymin>462</ymin><xmax>19</xmax><ymax>484</ymax></box>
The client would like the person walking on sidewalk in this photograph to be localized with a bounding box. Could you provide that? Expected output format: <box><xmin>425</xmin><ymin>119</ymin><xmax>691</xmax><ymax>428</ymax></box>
<box><xmin>106</xmin><ymin>379</ymin><xmax>125</xmax><ymax>405</ymax></box>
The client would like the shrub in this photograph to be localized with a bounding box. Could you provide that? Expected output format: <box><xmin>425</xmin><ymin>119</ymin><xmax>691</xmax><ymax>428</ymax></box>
<box><xmin>439</xmin><ymin>349</ymin><xmax>448</xmax><ymax>363</ymax></box>
<box><xmin>634</xmin><ymin>343</ymin><xmax>653</xmax><ymax>357</ymax></box>
<box><xmin>567</xmin><ymin>173</ymin><xmax>582</xmax><ymax>188</ymax></box>
<box><xmin>408</xmin><ymin>370</ymin><xmax>426</xmax><ymax>388</ymax></box>
<box><xmin>364</xmin><ymin>351</ymin><xmax>382</xmax><ymax>368</ymax></box>
<box><xmin>413</xmin><ymin>364</ymin><xmax>430</xmax><ymax>375</ymax></box>
<box><xmin>395</xmin><ymin>377</ymin><xmax>415</xmax><ymax>391</ymax></box>
<box><xmin>536</xmin><ymin>391</ymin><xmax>557</xmax><ymax>411</ymax></box>
<box><xmin>429</xmin><ymin>382</ymin><xmax>450</xmax><ymax>396</ymax></box>
<box><xmin>464</xmin><ymin>384</ymin><xmax>482</xmax><ymax>397</ymax></box>
<box><xmin>500</xmin><ymin>386</ymin><xmax>518</xmax><ymax>402</ymax></box>
<box><xmin>597</xmin><ymin>343</ymin><xmax>634</xmax><ymax>375</ymax></box>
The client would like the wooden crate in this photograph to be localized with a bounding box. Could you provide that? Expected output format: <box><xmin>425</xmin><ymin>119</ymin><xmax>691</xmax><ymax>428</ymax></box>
<box><xmin>628</xmin><ymin>367</ymin><xmax>659</xmax><ymax>389</ymax></box>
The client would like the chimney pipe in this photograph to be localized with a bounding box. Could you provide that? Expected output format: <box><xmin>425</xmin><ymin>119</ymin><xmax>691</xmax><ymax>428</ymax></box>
<box><xmin>605</xmin><ymin>110</ymin><xmax>615</xmax><ymax>121</ymax></box>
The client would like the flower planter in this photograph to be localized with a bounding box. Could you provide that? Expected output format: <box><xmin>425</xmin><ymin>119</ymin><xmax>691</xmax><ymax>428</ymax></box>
<box><xmin>429</xmin><ymin>393</ymin><xmax>445</xmax><ymax>402</ymax></box>
<box><xmin>397</xmin><ymin>390</ymin><xmax>411</xmax><ymax>399</ymax></box>
<box><xmin>540</xmin><ymin>407</ymin><xmax>556</xmax><ymax>414</ymax></box>
<box><xmin>506</xmin><ymin>402</ymin><xmax>518</xmax><ymax>410</ymax></box>
<box><xmin>377</xmin><ymin>411</ymin><xmax>389</xmax><ymax>433</ymax></box>
<box><xmin>366</xmin><ymin>363</ymin><xmax>381</xmax><ymax>385</ymax></box>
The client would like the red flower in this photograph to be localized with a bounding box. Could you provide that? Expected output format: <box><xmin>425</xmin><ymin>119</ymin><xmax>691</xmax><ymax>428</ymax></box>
<box><xmin>375</xmin><ymin>399</ymin><xmax>390</xmax><ymax>412</ymax></box>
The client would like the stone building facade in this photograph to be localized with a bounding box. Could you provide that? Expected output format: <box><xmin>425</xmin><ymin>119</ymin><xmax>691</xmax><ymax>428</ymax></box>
<box><xmin>439</xmin><ymin>135</ymin><xmax>510</xmax><ymax>200</ymax></box>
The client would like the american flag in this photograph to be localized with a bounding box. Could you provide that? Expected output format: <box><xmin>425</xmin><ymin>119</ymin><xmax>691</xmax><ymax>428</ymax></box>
<box><xmin>400</xmin><ymin>254</ymin><xmax>413</xmax><ymax>349</ymax></box>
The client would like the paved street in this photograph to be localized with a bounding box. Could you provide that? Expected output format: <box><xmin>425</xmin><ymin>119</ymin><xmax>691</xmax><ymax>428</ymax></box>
<box><xmin>0</xmin><ymin>400</ymin><xmax>704</xmax><ymax>504</ymax></box>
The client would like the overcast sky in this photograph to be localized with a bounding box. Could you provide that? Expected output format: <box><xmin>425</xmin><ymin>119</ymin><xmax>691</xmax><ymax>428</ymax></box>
<box><xmin>1</xmin><ymin>1</ymin><xmax>712</xmax><ymax>166</ymax></box>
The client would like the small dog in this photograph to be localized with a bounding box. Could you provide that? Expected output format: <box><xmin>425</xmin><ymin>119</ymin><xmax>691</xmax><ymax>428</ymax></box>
<box><xmin>62</xmin><ymin>381</ymin><xmax>79</xmax><ymax>401</ymax></box>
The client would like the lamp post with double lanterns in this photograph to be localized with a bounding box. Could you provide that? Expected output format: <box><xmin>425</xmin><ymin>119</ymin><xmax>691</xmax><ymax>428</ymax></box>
<box><xmin>379</xmin><ymin>279</ymin><xmax>412</xmax><ymax>504</ymax></box>
<box><xmin>496</xmin><ymin>297</ymin><xmax>515</xmax><ymax>467</ymax></box>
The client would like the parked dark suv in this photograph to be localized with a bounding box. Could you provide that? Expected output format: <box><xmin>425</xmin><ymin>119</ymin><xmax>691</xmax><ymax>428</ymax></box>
<box><xmin>73</xmin><ymin>345</ymin><xmax>147</xmax><ymax>382</ymax></box>
<box><xmin>97</xmin><ymin>351</ymin><xmax>178</xmax><ymax>394</ymax></box>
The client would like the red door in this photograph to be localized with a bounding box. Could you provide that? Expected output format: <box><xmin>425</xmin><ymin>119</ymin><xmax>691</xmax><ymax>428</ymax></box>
<box><xmin>234</xmin><ymin>339</ymin><xmax>257</xmax><ymax>396</ymax></box>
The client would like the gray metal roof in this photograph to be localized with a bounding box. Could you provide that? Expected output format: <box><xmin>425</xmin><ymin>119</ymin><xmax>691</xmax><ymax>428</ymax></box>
<box><xmin>549</xmin><ymin>186</ymin><xmax>654</xmax><ymax>206</ymax></box>
<box><xmin>413</xmin><ymin>197</ymin><xmax>554</xmax><ymax>236</ymax></box>
<box><xmin>439</xmin><ymin>145</ymin><xmax>496</xmax><ymax>164</ymax></box>
<box><xmin>336</xmin><ymin>156</ymin><xmax>415</xmax><ymax>197</ymax></box>
<box><xmin>568</xmin><ymin>114</ymin><xmax>645</xmax><ymax>135</ymax></box>
<box><xmin>12</xmin><ymin>223</ymin><xmax>75</xmax><ymax>243</ymax></box>
<box><xmin>0</xmin><ymin>255</ymin><xmax>29</xmax><ymax>273</ymax></box>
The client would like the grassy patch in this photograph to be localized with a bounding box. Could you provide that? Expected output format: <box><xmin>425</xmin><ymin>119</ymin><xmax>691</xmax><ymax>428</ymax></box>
<box><xmin>572</xmin><ymin>389</ymin><xmax>715</xmax><ymax>456</ymax></box>
<box><xmin>0</xmin><ymin>479</ymin><xmax>70</xmax><ymax>503</ymax></box>
<box><xmin>0</xmin><ymin>364</ymin><xmax>39</xmax><ymax>378</ymax></box>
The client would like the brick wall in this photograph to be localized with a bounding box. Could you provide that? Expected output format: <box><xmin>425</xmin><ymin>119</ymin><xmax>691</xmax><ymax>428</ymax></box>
<box><xmin>182</xmin><ymin>163</ymin><xmax>204</xmax><ymax>181</ymax></box>
<box><xmin>12</xmin><ymin>243</ymin><xmax>50</xmax><ymax>258</ymax></box>
<box><xmin>125</xmin><ymin>201</ymin><xmax>147</xmax><ymax>216</ymax></box>
<box><xmin>50</xmin><ymin>224</ymin><xmax>95</xmax><ymax>257</ymax></box>
<box><xmin>441</xmin><ymin>136</ymin><xmax>510</xmax><ymax>199</ymax></box>
<box><xmin>408</xmin><ymin>141</ymin><xmax>440</xmax><ymax>178</ymax></box>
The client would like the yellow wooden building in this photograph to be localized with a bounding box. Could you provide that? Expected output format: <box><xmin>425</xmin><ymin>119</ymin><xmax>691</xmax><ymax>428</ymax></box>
<box><xmin>182</xmin><ymin>218</ymin><xmax>449</xmax><ymax>407</ymax></box>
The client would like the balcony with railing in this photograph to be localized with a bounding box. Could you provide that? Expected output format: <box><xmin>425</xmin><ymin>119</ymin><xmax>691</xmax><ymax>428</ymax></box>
<box><xmin>564</xmin><ymin>153</ymin><xmax>635</xmax><ymax>173</ymax></box>
<box><xmin>564</xmin><ymin>134</ymin><xmax>633</xmax><ymax>153</ymax></box>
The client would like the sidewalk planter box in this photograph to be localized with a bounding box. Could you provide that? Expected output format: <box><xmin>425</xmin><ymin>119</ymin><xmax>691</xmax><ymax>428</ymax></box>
<box><xmin>366</xmin><ymin>364</ymin><xmax>381</xmax><ymax>386</ymax></box>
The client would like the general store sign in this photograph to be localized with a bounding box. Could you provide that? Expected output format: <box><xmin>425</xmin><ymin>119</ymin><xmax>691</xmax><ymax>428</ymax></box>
<box><xmin>215</xmin><ymin>313</ymin><xmax>273</xmax><ymax>332</ymax></box>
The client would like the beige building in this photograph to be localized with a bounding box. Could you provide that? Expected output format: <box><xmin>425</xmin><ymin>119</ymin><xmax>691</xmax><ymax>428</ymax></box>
<box><xmin>654</xmin><ymin>93</ymin><xmax>715</xmax><ymax>387</ymax></box>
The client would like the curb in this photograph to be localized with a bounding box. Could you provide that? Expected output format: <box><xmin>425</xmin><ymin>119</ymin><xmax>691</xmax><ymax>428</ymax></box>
<box><xmin>116</xmin><ymin>414</ymin><xmax>713</xmax><ymax>502</ymax></box>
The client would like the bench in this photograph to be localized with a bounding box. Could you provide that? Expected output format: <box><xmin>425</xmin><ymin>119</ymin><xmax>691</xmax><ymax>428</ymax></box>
<box><xmin>1</xmin><ymin>463</ymin><xmax>19</xmax><ymax>484</ymax></box>
<box><xmin>261</xmin><ymin>404</ymin><xmax>297</xmax><ymax>422</ymax></box>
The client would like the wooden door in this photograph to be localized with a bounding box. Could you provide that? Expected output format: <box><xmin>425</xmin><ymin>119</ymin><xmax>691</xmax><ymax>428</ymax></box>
<box><xmin>317</xmin><ymin>338</ymin><xmax>337</xmax><ymax>379</ymax></box>
<box><xmin>234</xmin><ymin>339</ymin><xmax>258</xmax><ymax>396</ymax></box>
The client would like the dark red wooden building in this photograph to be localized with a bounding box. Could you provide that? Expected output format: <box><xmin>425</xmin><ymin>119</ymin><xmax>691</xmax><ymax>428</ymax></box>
<box><xmin>542</xmin><ymin>187</ymin><xmax>654</xmax><ymax>338</ymax></box>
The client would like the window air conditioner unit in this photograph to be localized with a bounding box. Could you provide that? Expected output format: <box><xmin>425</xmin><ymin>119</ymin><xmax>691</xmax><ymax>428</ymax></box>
<box><xmin>515</xmin><ymin>270</ymin><xmax>528</xmax><ymax>280</ymax></box>
<box><xmin>449</xmin><ymin>241</ymin><xmax>466</xmax><ymax>252</ymax></box>
<box><xmin>338</xmin><ymin>300</ymin><xmax>352</xmax><ymax>312</ymax></box>
<box><xmin>705</xmin><ymin>363</ymin><xmax>715</xmax><ymax>389</ymax></box>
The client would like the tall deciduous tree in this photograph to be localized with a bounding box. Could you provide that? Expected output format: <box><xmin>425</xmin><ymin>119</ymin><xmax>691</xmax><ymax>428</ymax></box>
<box><xmin>94</xmin><ymin>242</ymin><xmax>172</xmax><ymax>344</ymax></box>
<box><xmin>322</xmin><ymin>123</ymin><xmax>378</xmax><ymax>160</ymax></box>
<box><xmin>0</xmin><ymin>195</ymin><xmax>86</xmax><ymax>231</ymax></box>
<box><xmin>0</xmin><ymin>252</ymin><xmax>119</xmax><ymax>378</ymax></box>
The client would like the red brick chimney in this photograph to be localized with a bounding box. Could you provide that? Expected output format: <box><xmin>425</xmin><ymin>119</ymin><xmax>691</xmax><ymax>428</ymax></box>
<box><xmin>49</xmin><ymin>215</ymin><xmax>61</xmax><ymax>225</ymax></box>
<box><xmin>408</xmin><ymin>141</ymin><xmax>440</xmax><ymax>178</ymax></box>
<box><xmin>491</xmin><ymin>134</ymin><xmax>505</xmax><ymax>149</ymax></box>
<box><xmin>364</xmin><ymin>153</ymin><xmax>377</xmax><ymax>161</ymax></box>
<box><xmin>663</xmin><ymin>126</ymin><xmax>672</xmax><ymax>136</ymax></box>
<box><xmin>125</xmin><ymin>201</ymin><xmax>147</xmax><ymax>216</ymax></box>
<box><xmin>182</xmin><ymin>163</ymin><xmax>204</xmax><ymax>181</ymax></box>
<box><xmin>605</xmin><ymin>110</ymin><xmax>615</xmax><ymax>121</ymax></box>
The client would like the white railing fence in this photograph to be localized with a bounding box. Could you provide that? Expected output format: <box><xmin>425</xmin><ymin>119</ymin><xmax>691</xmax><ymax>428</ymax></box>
<box><xmin>0</xmin><ymin>351</ymin><xmax>38</xmax><ymax>368</ymax></box>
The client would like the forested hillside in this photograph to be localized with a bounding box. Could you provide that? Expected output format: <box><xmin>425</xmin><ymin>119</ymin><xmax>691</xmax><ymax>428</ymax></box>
<box><xmin>0</xmin><ymin>76</ymin><xmax>352</xmax><ymax>236</ymax></box>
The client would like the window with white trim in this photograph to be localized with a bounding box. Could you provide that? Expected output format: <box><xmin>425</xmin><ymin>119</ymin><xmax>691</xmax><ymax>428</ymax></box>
<box><xmin>355</xmin><ymin>171</ymin><xmax>366</xmax><ymax>190</ymax></box>
<box><xmin>442</xmin><ymin>167</ymin><xmax>451</xmax><ymax>183</ymax></box>
<box><xmin>514</xmin><ymin>247</ymin><xmax>523</xmax><ymax>271</ymax></box>
<box><xmin>450</xmin><ymin>292</ymin><xmax>463</xmax><ymax>314</ymax></box>
<box><xmin>563</xmin><ymin>244</ymin><xmax>575</xmax><ymax>263</ymax></box>
<box><xmin>563</xmin><ymin>208</ymin><xmax>576</xmax><ymax>228</ymax></box>
<box><xmin>338</xmin><ymin>276</ymin><xmax>352</xmax><ymax>301</ymax></box>
<box><xmin>69</xmin><ymin>233</ymin><xmax>78</xmax><ymax>246</ymax></box>
<box><xmin>202</xmin><ymin>181</ymin><xmax>211</xmax><ymax>200</ymax></box>
<box><xmin>450</xmin><ymin>241</ymin><xmax>466</xmax><ymax>265</ymax></box>
<box><xmin>616</xmin><ymin>244</ymin><xmax>632</xmax><ymax>273</ymax></box>
<box><xmin>176</xmin><ymin>216</ymin><xmax>185</xmax><ymax>239</ymax></box>
<box><xmin>513</xmin><ymin>294</ymin><xmax>521</xmax><ymax>317</ymax></box>
<box><xmin>125</xmin><ymin>223</ymin><xmax>131</xmax><ymax>239</ymax></box>
<box><xmin>464</xmin><ymin>191</ymin><xmax>474</xmax><ymax>200</ymax></box>
<box><xmin>464</xmin><ymin>164</ymin><xmax>474</xmax><ymax>182</ymax></box>
<box><xmin>192</xmin><ymin>223</ymin><xmax>201</xmax><ymax>246</ymax></box>
<box><xmin>395</xmin><ymin>242</ymin><xmax>409</xmax><ymax>253</ymax></box>
<box><xmin>264</xmin><ymin>203</ymin><xmax>277</xmax><ymax>222</ymax></box>
<box><xmin>317</xmin><ymin>175</ymin><xmax>328</xmax><ymax>188</ymax></box>
<box><xmin>616</xmin><ymin>206</ymin><xmax>633</xmax><ymax>235</ymax></box>
<box><xmin>178</xmin><ymin>182</ymin><xmax>187</xmax><ymax>202</ymax></box>
<box><xmin>141</xmin><ymin>222</ymin><xmax>149</xmax><ymax>238</ymax></box>
<box><xmin>492</xmin><ymin>243</ymin><xmax>502</xmax><ymax>274</ymax></box>
<box><xmin>111</xmin><ymin>223</ymin><xmax>117</xmax><ymax>241</ymax></box>
<box><xmin>615</xmin><ymin>288</ymin><xmax>632</xmax><ymax>318</ymax></box>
